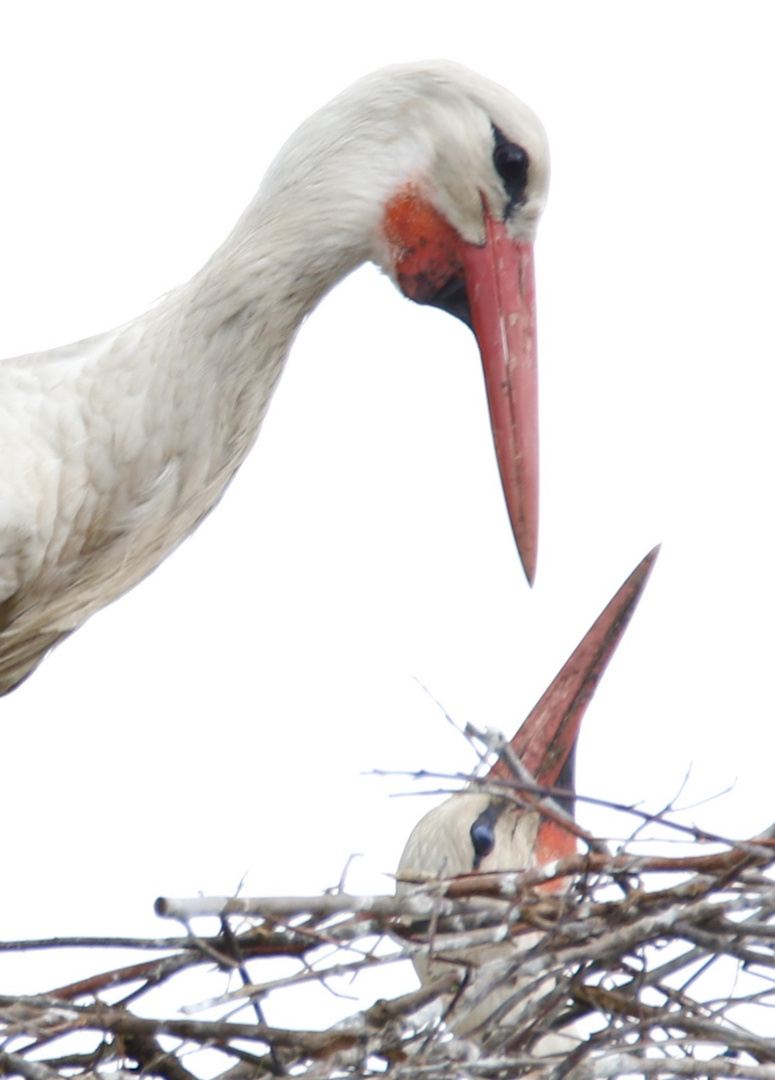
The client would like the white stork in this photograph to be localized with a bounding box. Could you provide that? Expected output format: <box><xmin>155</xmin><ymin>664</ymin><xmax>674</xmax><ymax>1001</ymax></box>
<box><xmin>397</xmin><ymin>548</ymin><xmax>658</xmax><ymax>1048</ymax></box>
<box><xmin>0</xmin><ymin>61</ymin><xmax>548</xmax><ymax>694</ymax></box>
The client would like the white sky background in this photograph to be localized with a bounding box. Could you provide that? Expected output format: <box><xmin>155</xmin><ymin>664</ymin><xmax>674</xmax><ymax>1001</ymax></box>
<box><xmin>0</xmin><ymin>0</ymin><xmax>774</xmax><ymax>1031</ymax></box>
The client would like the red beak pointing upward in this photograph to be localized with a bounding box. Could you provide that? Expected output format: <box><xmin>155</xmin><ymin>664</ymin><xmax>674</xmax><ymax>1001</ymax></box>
<box><xmin>385</xmin><ymin>187</ymin><xmax>539</xmax><ymax>583</ymax></box>
<box><xmin>489</xmin><ymin>545</ymin><xmax>660</xmax><ymax>868</ymax></box>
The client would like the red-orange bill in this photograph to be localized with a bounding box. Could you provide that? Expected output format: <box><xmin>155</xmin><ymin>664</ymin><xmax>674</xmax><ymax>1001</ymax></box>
<box><xmin>462</xmin><ymin>221</ymin><xmax>538</xmax><ymax>584</ymax></box>
<box><xmin>488</xmin><ymin>545</ymin><xmax>660</xmax><ymax>860</ymax></box>
<box><xmin>384</xmin><ymin>188</ymin><xmax>539</xmax><ymax>585</ymax></box>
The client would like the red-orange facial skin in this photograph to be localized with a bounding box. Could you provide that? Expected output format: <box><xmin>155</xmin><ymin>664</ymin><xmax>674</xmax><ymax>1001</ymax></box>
<box><xmin>383</xmin><ymin>186</ymin><xmax>466</xmax><ymax>304</ymax></box>
<box><xmin>534</xmin><ymin>820</ymin><xmax>578</xmax><ymax>892</ymax></box>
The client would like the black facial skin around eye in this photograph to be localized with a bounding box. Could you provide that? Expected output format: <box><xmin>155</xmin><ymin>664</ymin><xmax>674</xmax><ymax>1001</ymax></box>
<box><xmin>554</xmin><ymin>745</ymin><xmax>577</xmax><ymax>819</ymax></box>
<box><xmin>470</xmin><ymin>803</ymin><xmax>502</xmax><ymax>868</ymax></box>
<box><xmin>492</xmin><ymin>124</ymin><xmax>529</xmax><ymax>212</ymax></box>
<box><xmin>471</xmin><ymin>817</ymin><xmax>495</xmax><ymax>861</ymax></box>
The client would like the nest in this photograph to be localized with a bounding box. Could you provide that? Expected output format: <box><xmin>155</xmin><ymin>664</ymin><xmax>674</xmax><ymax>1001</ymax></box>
<box><xmin>2</xmin><ymin>801</ymin><xmax>775</xmax><ymax>1080</ymax></box>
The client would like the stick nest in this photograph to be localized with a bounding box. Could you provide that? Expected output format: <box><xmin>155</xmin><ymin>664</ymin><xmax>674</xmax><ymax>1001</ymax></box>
<box><xmin>3</xmin><ymin>815</ymin><xmax>775</xmax><ymax>1080</ymax></box>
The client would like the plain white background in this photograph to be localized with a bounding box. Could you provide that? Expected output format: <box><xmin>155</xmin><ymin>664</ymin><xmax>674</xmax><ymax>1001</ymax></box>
<box><xmin>0</xmin><ymin>0</ymin><xmax>773</xmax><ymax>1032</ymax></box>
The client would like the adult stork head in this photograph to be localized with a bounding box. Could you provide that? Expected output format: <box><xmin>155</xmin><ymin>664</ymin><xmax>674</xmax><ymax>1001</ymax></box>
<box><xmin>257</xmin><ymin>62</ymin><xmax>549</xmax><ymax>583</ymax></box>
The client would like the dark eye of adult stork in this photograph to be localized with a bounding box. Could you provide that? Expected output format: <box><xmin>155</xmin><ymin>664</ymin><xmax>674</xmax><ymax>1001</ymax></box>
<box><xmin>470</xmin><ymin>803</ymin><xmax>501</xmax><ymax>868</ymax></box>
<box><xmin>492</xmin><ymin>125</ymin><xmax>529</xmax><ymax>212</ymax></box>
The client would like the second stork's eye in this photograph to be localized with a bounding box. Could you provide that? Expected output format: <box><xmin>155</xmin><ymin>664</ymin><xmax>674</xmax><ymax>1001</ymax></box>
<box><xmin>492</xmin><ymin>125</ymin><xmax>529</xmax><ymax>210</ymax></box>
<box><xmin>470</xmin><ymin>810</ymin><xmax>496</xmax><ymax>866</ymax></box>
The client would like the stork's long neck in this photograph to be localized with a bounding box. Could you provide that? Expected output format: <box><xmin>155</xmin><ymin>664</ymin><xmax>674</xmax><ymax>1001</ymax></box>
<box><xmin>142</xmin><ymin>173</ymin><xmax>377</xmax><ymax>497</ymax></box>
<box><xmin>165</xmin><ymin>86</ymin><xmax>426</xmax><ymax>458</ymax></box>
